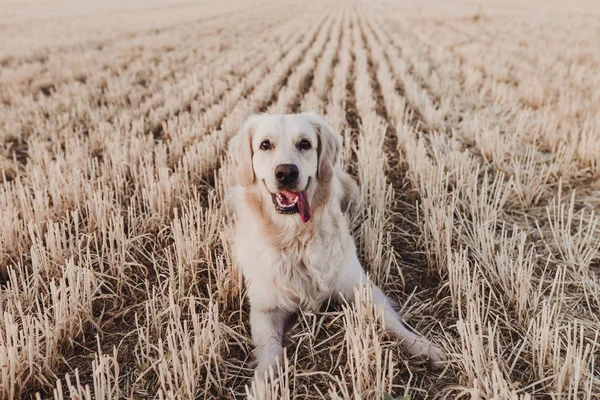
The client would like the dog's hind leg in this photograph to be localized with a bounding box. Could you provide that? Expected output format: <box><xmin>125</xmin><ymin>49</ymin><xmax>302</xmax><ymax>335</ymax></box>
<box><xmin>250</xmin><ymin>307</ymin><xmax>289</xmax><ymax>379</ymax></box>
<box><xmin>336</xmin><ymin>257</ymin><xmax>445</xmax><ymax>370</ymax></box>
<box><xmin>370</xmin><ymin>285</ymin><xmax>445</xmax><ymax>369</ymax></box>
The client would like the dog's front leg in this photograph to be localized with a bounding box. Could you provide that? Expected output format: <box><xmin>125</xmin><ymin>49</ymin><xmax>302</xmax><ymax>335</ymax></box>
<box><xmin>250</xmin><ymin>307</ymin><xmax>288</xmax><ymax>378</ymax></box>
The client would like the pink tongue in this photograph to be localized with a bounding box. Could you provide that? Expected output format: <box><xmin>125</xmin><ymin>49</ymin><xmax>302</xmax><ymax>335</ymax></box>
<box><xmin>297</xmin><ymin>190</ymin><xmax>311</xmax><ymax>223</ymax></box>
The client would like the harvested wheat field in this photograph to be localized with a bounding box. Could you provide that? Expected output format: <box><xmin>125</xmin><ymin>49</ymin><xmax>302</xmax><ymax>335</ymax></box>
<box><xmin>1</xmin><ymin>0</ymin><xmax>600</xmax><ymax>398</ymax></box>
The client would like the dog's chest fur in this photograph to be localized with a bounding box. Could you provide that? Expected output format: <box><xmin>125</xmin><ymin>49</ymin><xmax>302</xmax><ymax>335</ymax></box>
<box><xmin>233</xmin><ymin>202</ymin><xmax>348</xmax><ymax>312</ymax></box>
<box><xmin>266</xmin><ymin>225</ymin><xmax>343</xmax><ymax>311</ymax></box>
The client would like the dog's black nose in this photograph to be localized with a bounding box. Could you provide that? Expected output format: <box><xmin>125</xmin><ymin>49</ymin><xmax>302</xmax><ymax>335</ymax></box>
<box><xmin>274</xmin><ymin>164</ymin><xmax>299</xmax><ymax>185</ymax></box>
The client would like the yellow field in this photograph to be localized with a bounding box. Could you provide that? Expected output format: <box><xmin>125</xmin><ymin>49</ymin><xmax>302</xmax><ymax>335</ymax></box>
<box><xmin>1</xmin><ymin>0</ymin><xmax>599</xmax><ymax>398</ymax></box>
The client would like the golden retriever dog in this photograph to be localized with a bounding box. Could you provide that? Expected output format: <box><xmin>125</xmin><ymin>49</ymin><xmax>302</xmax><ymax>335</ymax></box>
<box><xmin>227</xmin><ymin>112</ymin><xmax>444</xmax><ymax>378</ymax></box>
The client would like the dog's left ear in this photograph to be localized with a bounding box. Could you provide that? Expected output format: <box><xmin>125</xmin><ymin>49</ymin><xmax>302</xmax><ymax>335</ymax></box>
<box><xmin>303</xmin><ymin>112</ymin><xmax>341</xmax><ymax>183</ymax></box>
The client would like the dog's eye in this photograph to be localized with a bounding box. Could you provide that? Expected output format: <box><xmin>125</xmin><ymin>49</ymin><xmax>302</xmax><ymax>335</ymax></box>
<box><xmin>260</xmin><ymin>140</ymin><xmax>271</xmax><ymax>150</ymax></box>
<box><xmin>298</xmin><ymin>139</ymin><xmax>311</xmax><ymax>150</ymax></box>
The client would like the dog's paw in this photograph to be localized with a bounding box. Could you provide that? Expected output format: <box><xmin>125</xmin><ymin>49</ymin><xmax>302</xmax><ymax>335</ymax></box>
<box><xmin>424</xmin><ymin>343</ymin><xmax>445</xmax><ymax>371</ymax></box>
<box><xmin>253</xmin><ymin>346</ymin><xmax>284</xmax><ymax>381</ymax></box>
<box><xmin>254</xmin><ymin>363</ymin><xmax>279</xmax><ymax>382</ymax></box>
<box><xmin>405</xmin><ymin>337</ymin><xmax>446</xmax><ymax>371</ymax></box>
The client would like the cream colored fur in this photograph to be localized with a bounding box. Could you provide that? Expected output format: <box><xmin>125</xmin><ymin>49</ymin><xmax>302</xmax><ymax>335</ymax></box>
<box><xmin>227</xmin><ymin>112</ymin><xmax>444</xmax><ymax>379</ymax></box>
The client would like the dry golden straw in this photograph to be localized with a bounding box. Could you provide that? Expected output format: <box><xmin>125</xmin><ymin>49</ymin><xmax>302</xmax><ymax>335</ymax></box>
<box><xmin>0</xmin><ymin>0</ymin><xmax>599</xmax><ymax>398</ymax></box>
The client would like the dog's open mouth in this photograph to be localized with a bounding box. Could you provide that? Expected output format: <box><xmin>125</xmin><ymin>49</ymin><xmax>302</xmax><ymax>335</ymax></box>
<box><xmin>270</xmin><ymin>186</ymin><xmax>312</xmax><ymax>223</ymax></box>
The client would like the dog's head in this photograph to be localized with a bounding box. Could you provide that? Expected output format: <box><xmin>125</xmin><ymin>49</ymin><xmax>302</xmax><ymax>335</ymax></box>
<box><xmin>228</xmin><ymin>112</ymin><xmax>340</xmax><ymax>223</ymax></box>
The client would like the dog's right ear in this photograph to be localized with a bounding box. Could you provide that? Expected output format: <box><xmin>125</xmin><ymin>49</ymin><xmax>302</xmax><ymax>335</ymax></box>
<box><xmin>229</xmin><ymin>115</ymin><xmax>260</xmax><ymax>186</ymax></box>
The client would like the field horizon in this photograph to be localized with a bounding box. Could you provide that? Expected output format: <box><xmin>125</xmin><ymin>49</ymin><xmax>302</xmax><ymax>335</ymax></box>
<box><xmin>1</xmin><ymin>0</ymin><xmax>599</xmax><ymax>398</ymax></box>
